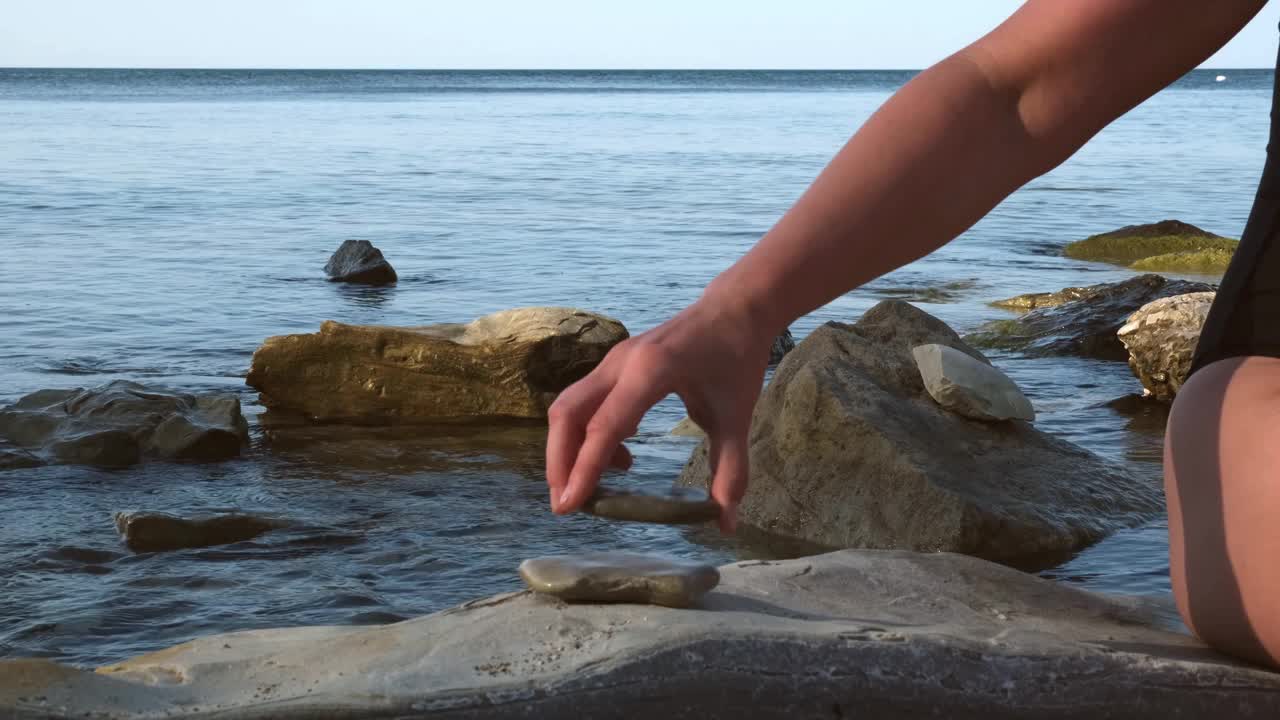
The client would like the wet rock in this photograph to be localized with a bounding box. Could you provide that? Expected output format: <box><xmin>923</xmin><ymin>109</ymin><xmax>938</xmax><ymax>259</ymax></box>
<box><xmin>913</xmin><ymin>343</ymin><xmax>1034</xmax><ymax>422</ymax></box>
<box><xmin>0</xmin><ymin>445</ymin><xmax>43</xmax><ymax>471</ymax></box>
<box><xmin>0</xmin><ymin>381</ymin><xmax>249</xmax><ymax>468</ymax></box>
<box><xmin>324</xmin><ymin>239</ymin><xmax>397</xmax><ymax>285</ymax></box>
<box><xmin>1063</xmin><ymin>219</ymin><xmax>1238</xmax><ymax>273</ymax></box>
<box><xmin>972</xmin><ymin>275</ymin><xmax>1213</xmax><ymax>360</ymax></box>
<box><xmin>114</xmin><ymin>512</ymin><xmax>289</xmax><ymax>553</ymax></box>
<box><xmin>246</xmin><ymin>307</ymin><xmax>628</xmax><ymax>423</ymax></box>
<box><xmin>769</xmin><ymin>328</ymin><xmax>795</xmax><ymax>365</ymax></box>
<box><xmin>669</xmin><ymin>416</ymin><xmax>704</xmax><ymax>437</ymax></box>
<box><xmin>1118</xmin><ymin>292</ymin><xmax>1214</xmax><ymax>401</ymax></box>
<box><xmin>680</xmin><ymin>301</ymin><xmax>1161</xmax><ymax>563</ymax></box>
<box><xmin>12</xmin><ymin>550</ymin><xmax>1280</xmax><ymax>719</ymax></box>
<box><xmin>582</xmin><ymin>487</ymin><xmax>720</xmax><ymax>524</ymax></box>
<box><xmin>518</xmin><ymin>552</ymin><xmax>720</xmax><ymax>607</ymax></box>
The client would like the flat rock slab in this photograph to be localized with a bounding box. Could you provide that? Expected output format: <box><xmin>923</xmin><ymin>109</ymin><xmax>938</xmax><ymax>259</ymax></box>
<box><xmin>582</xmin><ymin>486</ymin><xmax>719</xmax><ymax>524</ymax></box>
<box><xmin>5</xmin><ymin>550</ymin><xmax>1279</xmax><ymax>719</ymax></box>
<box><xmin>114</xmin><ymin>512</ymin><xmax>290</xmax><ymax>553</ymax></box>
<box><xmin>519</xmin><ymin>552</ymin><xmax>720</xmax><ymax>607</ymax></box>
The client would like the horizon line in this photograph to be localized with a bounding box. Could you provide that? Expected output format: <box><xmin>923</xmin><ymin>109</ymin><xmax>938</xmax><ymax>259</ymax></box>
<box><xmin>1</xmin><ymin>65</ymin><xmax>1271</xmax><ymax>72</ymax></box>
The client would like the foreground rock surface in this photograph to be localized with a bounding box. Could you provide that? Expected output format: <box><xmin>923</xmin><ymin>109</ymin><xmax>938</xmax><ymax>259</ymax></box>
<box><xmin>114</xmin><ymin>512</ymin><xmax>289</xmax><ymax>553</ymax></box>
<box><xmin>1062</xmin><ymin>219</ymin><xmax>1238</xmax><ymax>273</ymax></box>
<box><xmin>973</xmin><ymin>274</ymin><xmax>1213</xmax><ymax>360</ymax></box>
<box><xmin>519</xmin><ymin>552</ymin><xmax>719</xmax><ymax>607</ymax></box>
<box><xmin>582</xmin><ymin>487</ymin><xmax>720</xmax><ymax>524</ymax></box>
<box><xmin>1118</xmin><ymin>292</ymin><xmax>1214</xmax><ymax>401</ymax></box>
<box><xmin>0</xmin><ymin>381</ymin><xmax>249</xmax><ymax>468</ymax></box>
<box><xmin>5</xmin><ymin>550</ymin><xmax>1278</xmax><ymax>719</ymax></box>
<box><xmin>323</xmin><ymin>239</ymin><xmax>397</xmax><ymax>284</ymax></box>
<box><xmin>913</xmin><ymin>343</ymin><xmax>1035</xmax><ymax>422</ymax></box>
<box><xmin>246</xmin><ymin>307</ymin><xmax>628</xmax><ymax>423</ymax></box>
<box><xmin>682</xmin><ymin>301</ymin><xmax>1161</xmax><ymax>562</ymax></box>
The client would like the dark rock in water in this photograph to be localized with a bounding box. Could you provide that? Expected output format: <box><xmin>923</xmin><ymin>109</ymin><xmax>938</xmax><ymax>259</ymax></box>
<box><xmin>971</xmin><ymin>275</ymin><xmax>1213</xmax><ymax>360</ymax></box>
<box><xmin>115</xmin><ymin>511</ymin><xmax>289</xmax><ymax>552</ymax></box>
<box><xmin>0</xmin><ymin>444</ymin><xmax>43</xmax><ymax>471</ymax></box>
<box><xmin>0</xmin><ymin>381</ymin><xmax>249</xmax><ymax>468</ymax></box>
<box><xmin>680</xmin><ymin>300</ymin><xmax>1162</xmax><ymax>564</ymax></box>
<box><xmin>769</xmin><ymin>329</ymin><xmax>795</xmax><ymax>365</ymax></box>
<box><xmin>324</xmin><ymin>240</ymin><xmax>398</xmax><ymax>285</ymax></box>
<box><xmin>246</xmin><ymin>308</ymin><xmax>628</xmax><ymax>423</ymax></box>
<box><xmin>1118</xmin><ymin>292</ymin><xmax>1214</xmax><ymax>401</ymax></box>
<box><xmin>518</xmin><ymin>552</ymin><xmax>720</xmax><ymax>607</ymax></box>
<box><xmin>19</xmin><ymin>550</ymin><xmax>1280</xmax><ymax>719</ymax></box>
<box><xmin>582</xmin><ymin>487</ymin><xmax>720</xmax><ymax>524</ymax></box>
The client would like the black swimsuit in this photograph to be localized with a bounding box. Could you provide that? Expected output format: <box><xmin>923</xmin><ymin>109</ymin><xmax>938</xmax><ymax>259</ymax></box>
<box><xmin>1192</xmin><ymin>48</ymin><xmax>1280</xmax><ymax>371</ymax></box>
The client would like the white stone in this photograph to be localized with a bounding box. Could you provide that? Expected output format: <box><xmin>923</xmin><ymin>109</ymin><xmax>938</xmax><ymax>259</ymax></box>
<box><xmin>913</xmin><ymin>343</ymin><xmax>1035</xmax><ymax>422</ymax></box>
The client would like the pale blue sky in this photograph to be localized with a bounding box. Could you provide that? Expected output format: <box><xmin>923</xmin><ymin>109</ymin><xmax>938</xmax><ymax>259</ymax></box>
<box><xmin>3</xmin><ymin>0</ymin><xmax>1278</xmax><ymax>69</ymax></box>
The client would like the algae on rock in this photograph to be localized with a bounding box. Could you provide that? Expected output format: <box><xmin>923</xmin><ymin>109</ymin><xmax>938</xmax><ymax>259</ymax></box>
<box><xmin>1063</xmin><ymin>219</ymin><xmax>1237</xmax><ymax>273</ymax></box>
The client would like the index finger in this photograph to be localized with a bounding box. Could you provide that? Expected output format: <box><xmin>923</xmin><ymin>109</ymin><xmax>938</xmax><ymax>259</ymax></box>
<box><xmin>545</xmin><ymin>372</ymin><xmax>612</xmax><ymax>512</ymax></box>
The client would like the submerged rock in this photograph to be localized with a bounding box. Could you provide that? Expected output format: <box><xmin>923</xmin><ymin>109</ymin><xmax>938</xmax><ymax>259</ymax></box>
<box><xmin>1118</xmin><ymin>292</ymin><xmax>1214</xmax><ymax>401</ymax></box>
<box><xmin>680</xmin><ymin>301</ymin><xmax>1161</xmax><ymax>563</ymax></box>
<box><xmin>246</xmin><ymin>307</ymin><xmax>628</xmax><ymax>423</ymax></box>
<box><xmin>0</xmin><ymin>445</ymin><xmax>43</xmax><ymax>471</ymax></box>
<box><xmin>582</xmin><ymin>487</ymin><xmax>720</xmax><ymax>524</ymax></box>
<box><xmin>0</xmin><ymin>381</ymin><xmax>249</xmax><ymax>468</ymax></box>
<box><xmin>324</xmin><ymin>239</ymin><xmax>397</xmax><ymax>285</ymax></box>
<box><xmin>10</xmin><ymin>550</ymin><xmax>1279</xmax><ymax>719</ymax></box>
<box><xmin>913</xmin><ymin>343</ymin><xmax>1034</xmax><ymax>422</ymax></box>
<box><xmin>1063</xmin><ymin>219</ymin><xmax>1238</xmax><ymax>273</ymax></box>
<box><xmin>973</xmin><ymin>274</ymin><xmax>1213</xmax><ymax>360</ymax></box>
<box><xmin>519</xmin><ymin>552</ymin><xmax>720</xmax><ymax>607</ymax></box>
<box><xmin>114</xmin><ymin>512</ymin><xmax>289</xmax><ymax>553</ymax></box>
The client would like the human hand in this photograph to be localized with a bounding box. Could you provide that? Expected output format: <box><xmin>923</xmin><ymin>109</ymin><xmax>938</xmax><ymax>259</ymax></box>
<box><xmin>545</xmin><ymin>295</ymin><xmax>775</xmax><ymax>533</ymax></box>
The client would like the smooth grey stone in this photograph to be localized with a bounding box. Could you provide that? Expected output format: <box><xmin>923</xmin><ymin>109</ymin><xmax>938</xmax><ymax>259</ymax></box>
<box><xmin>324</xmin><ymin>239</ymin><xmax>398</xmax><ymax>285</ymax></box>
<box><xmin>582</xmin><ymin>486</ymin><xmax>719</xmax><ymax>524</ymax></box>
<box><xmin>913</xmin><ymin>343</ymin><xmax>1035</xmax><ymax>422</ymax></box>
<box><xmin>518</xmin><ymin>551</ymin><xmax>719</xmax><ymax>607</ymax></box>
<box><xmin>114</xmin><ymin>511</ymin><xmax>289</xmax><ymax>553</ymax></box>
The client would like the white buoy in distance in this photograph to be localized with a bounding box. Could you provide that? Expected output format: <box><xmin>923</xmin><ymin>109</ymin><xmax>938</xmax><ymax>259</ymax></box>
<box><xmin>1216</xmin><ymin>74</ymin><xmax>1227</xmax><ymax>82</ymax></box>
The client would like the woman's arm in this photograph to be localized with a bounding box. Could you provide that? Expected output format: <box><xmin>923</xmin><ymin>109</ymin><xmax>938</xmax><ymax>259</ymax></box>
<box><xmin>547</xmin><ymin>0</ymin><xmax>1266</xmax><ymax>528</ymax></box>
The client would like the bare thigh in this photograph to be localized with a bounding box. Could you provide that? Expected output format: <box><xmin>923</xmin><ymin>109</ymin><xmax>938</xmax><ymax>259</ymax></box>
<box><xmin>1165</xmin><ymin>355</ymin><xmax>1280</xmax><ymax>668</ymax></box>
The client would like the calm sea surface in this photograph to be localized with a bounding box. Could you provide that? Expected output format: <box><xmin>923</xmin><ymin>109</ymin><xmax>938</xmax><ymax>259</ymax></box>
<box><xmin>0</xmin><ymin>68</ymin><xmax>1270</xmax><ymax>665</ymax></box>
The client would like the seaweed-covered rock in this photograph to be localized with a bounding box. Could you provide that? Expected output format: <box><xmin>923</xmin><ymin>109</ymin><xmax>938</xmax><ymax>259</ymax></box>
<box><xmin>324</xmin><ymin>240</ymin><xmax>397</xmax><ymax>284</ymax></box>
<box><xmin>1063</xmin><ymin>220</ymin><xmax>1237</xmax><ymax>273</ymax></box>
<box><xmin>7</xmin><ymin>551</ymin><xmax>1278</xmax><ymax>719</ymax></box>
<box><xmin>680</xmin><ymin>301</ymin><xmax>1161</xmax><ymax>563</ymax></box>
<box><xmin>973</xmin><ymin>275</ymin><xmax>1213</xmax><ymax>360</ymax></box>
<box><xmin>1118</xmin><ymin>292</ymin><xmax>1215</xmax><ymax>401</ymax></box>
<box><xmin>0</xmin><ymin>382</ymin><xmax>249</xmax><ymax>468</ymax></box>
<box><xmin>246</xmin><ymin>308</ymin><xmax>628</xmax><ymax>423</ymax></box>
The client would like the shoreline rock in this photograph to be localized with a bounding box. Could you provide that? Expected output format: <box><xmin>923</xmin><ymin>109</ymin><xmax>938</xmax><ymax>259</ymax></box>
<box><xmin>0</xmin><ymin>381</ymin><xmax>249</xmax><ymax>469</ymax></box>
<box><xmin>1062</xmin><ymin>220</ymin><xmax>1238</xmax><ymax>274</ymax></box>
<box><xmin>5</xmin><ymin>550</ymin><xmax>1277</xmax><ymax>718</ymax></box>
<box><xmin>114</xmin><ymin>512</ymin><xmax>290</xmax><ymax>553</ymax></box>
<box><xmin>1118</xmin><ymin>291</ymin><xmax>1214</xmax><ymax>401</ymax></box>
<box><xmin>246</xmin><ymin>307</ymin><xmax>628</xmax><ymax>423</ymax></box>
<box><xmin>680</xmin><ymin>301</ymin><xmax>1162</xmax><ymax>563</ymax></box>
<box><xmin>323</xmin><ymin>239</ymin><xmax>397</xmax><ymax>285</ymax></box>
<box><xmin>973</xmin><ymin>275</ymin><xmax>1213</xmax><ymax>360</ymax></box>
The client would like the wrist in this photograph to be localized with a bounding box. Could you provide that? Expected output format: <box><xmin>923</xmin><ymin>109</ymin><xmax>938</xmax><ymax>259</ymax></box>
<box><xmin>698</xmin><ymin>269</ymin><xmax>792</xmax><ymax>351</ymax></box>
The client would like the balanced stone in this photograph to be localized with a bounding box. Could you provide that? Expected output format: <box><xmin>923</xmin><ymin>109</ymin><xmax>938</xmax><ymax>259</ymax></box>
<box><xmin>582</xmin><ymin>486</ymin><xmax>720</xmax><ymax>524</ymax></box>
<box><xmin>1118</xmin><ymin>292</ymin><xmax>1214</xmax><ymax>401</ymax></box>
<box><xmin>518</xmin><ymin>552</ymin><xmax>720</xmax><ymax>607</ymax></box>
<box><xmin>913</xmin><ymin>343</ymin><xmax>1034</xmax><ymax>422</ymax></box>
<box><xmin>115</xmin><ymin>512</ymin><xmax>289</xmax><ymax>553</ymax></box>
<box><xmin>324</xmin><ymin>239</ymin><xmax>397</xmax><ymax>285</ymax></box>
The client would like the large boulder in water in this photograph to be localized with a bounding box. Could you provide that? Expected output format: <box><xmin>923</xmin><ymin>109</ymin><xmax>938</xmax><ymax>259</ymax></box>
<box><xmin>114</xmin><ymin>511</ymin><xmax>289</xmax><ymax>553</ymax></box>
<box><xmin>6</xmin><ymin>550</ymin><xmax>1278</xmax><ymax>719</ymax></box>
<box><xmin>1062</xmin><ymin>219</ymin><xmax>1238</xmax><ymax>274</ymax></box>
<box><xmin>0</xmin><ymin>381</ymin><xmax>249</xmax><ymax>468</ymax></box>
<box><xmin>246</xmin><ymin>307</ymin><xmax>628</xmax><ymax>423</ymax></box>
<box><xmin>324</xmin><ymin>239</ymin><xmax>397</xmax><ymax>285</ymax></box>
<box><xmin>679</xmin><ymin>301</ymin><xmax>1161</xmax><ymax>563</ymax></box>
<box><xmin>972</xmin><ymin>274</ymin><xmax>1213</xmax><ymax>360</ymax></box>
<box><xmin>1118</xmin><ymin>292</ymin><xmax>1214</xmax><ymax>401</ymax></box>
